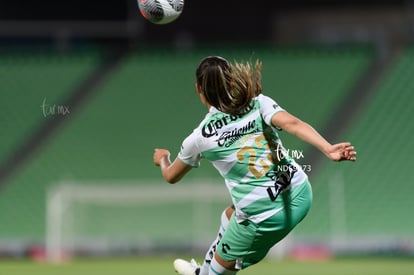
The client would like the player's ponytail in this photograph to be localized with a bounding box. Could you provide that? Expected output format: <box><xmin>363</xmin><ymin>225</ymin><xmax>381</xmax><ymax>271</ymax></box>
<box><xmin>196</xmin><ymin>56</ymin><xmax>262</xmax><ymax>115</ymax></box>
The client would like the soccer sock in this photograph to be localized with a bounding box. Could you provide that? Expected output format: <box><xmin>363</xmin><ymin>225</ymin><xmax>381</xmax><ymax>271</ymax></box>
<box><xmin>208</xmin><ymin>256</ymin><xmax>238</xmax><ymax>275</ymax></box>
<box><xmin>199</xmin><ymin>209</ymin><xmax>230</xmax><ymax>275</ymax></box>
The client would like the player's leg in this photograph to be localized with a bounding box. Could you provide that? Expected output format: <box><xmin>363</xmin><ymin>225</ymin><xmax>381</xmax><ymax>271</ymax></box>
<box><xmin>234</xmin><ymin>180</ymin><xmax>313</xmax><ymax>269</ymax></box>
<box><xmin>199</xmin><ymin>205</ymin><xmax>234</xmax><ymax>274</ymax></box>
<box><xmin>175</xmin><ymin>180</ymin><xmax>312</xmax><ymax>275</ymax></box>
<box><xmin>208</xmin><ymin>253</ymin><xmax>238</xmax><ymax>275</ymax></box>
<box><xmin>210</xmin><ymin>180</ymin><xmax>313</xmax><ymax>273</ymax></box>
<box><xmin>174</xmin><ymin>205</ymin><xmax>234</xmax><ymax>275</ymax></box>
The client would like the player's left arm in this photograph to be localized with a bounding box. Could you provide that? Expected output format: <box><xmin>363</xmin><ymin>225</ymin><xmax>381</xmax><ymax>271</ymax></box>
<box><xmin>153</xmin><ymin>148</ymin><xmax>192</xmax><ymax>183</ymax></box>
<box><xmin>271</xmin><ymin>111</ymin><xmax>356</xmax><ymax>162</ymax></box>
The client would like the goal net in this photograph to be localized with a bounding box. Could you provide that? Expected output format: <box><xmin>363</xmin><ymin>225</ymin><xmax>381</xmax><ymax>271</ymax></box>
<box><xmin>45</xmin><ymin>180</ymin><xmax>229</xmax><ymax>262</ymax></box>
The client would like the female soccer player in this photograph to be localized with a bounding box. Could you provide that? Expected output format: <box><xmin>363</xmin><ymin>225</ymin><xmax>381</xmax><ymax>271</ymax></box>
<box><xmin>153</xmin><ymin>56</ymin><xmax>356</xmax><ymax>275</ymax></box>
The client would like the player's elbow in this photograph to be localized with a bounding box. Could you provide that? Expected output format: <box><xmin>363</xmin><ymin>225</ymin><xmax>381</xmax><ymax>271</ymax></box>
<box><xmin>162</xmin><ymin>171</ymin><xmax>183</xmax><ymax>184</ymax></box>
<box><xmin>164</xmin><ymin>175</ymin><xmax>179</xmax><ymax>184</ymax></box>
<box><xmin>161</xmin><ymin>160</ymin><xmax>192</xmax><ymax>184</ymax></box>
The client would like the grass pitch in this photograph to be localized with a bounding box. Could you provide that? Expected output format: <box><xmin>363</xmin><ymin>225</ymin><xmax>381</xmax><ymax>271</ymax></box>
<box><xmin>0</xmin><ymin>256</ymin><xmax>413</xmax><ymax>275</ymax></box>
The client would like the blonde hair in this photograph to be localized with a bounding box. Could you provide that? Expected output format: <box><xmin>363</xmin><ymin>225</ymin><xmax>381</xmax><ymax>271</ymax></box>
<box><xmin>196</xmin><ymin>56</ymin><xmax>263</xmax><ymax>115</ymax></box>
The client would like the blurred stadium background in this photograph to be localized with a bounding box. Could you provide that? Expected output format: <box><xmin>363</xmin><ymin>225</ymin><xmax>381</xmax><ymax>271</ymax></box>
<box><xmin>0</xmin><ymin>0</ymin><xmax>413</xmax><ymax>266</ymax></box>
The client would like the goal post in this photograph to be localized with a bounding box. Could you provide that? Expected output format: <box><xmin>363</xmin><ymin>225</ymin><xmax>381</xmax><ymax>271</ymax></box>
<box><xmin>45</xmin><ymin>179</ymin><xmax>229</xmax><ymax>262</ymax></box>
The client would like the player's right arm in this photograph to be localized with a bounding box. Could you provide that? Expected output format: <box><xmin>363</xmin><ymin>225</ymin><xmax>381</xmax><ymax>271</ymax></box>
<box><xmin>257</xmin><ymin>94</ymin><xmax>356</xmax><ymax>162</ymax></box>
<box><xmin>271</xmin><ymin>111</ymin><xmax>356</xmax><ymax>162</ymax></box>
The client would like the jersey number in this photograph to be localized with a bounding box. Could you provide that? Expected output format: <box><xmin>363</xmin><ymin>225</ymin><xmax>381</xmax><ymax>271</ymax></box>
<box><xmin>236</xmin><ymin>135</ymin><xmax>273</xmax><ymax>179</ymax></box>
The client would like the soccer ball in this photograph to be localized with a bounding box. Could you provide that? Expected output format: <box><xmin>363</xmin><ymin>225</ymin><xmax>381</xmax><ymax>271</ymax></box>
<box><xmin>138</xmin><ymin>0</ymin><xmax>184</xmax><ymax>25</ymax></box>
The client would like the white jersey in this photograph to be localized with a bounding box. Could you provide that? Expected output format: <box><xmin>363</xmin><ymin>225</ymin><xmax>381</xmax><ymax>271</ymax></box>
<box><xmin>178</xmin><ymin>94</ymin><xmax>308</xmax><ymax>223</ymax></box>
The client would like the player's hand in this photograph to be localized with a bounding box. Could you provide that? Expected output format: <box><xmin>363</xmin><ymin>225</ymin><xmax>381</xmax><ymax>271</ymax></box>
<box><xmin>326</xmin><ymin>142</ymin><xmax>357</xmax><ymax>162</ymax></box>
<box><xmin>153</xmin><ymin>148</ymin><xmax>171</xmax><ymax>166</ymax></box>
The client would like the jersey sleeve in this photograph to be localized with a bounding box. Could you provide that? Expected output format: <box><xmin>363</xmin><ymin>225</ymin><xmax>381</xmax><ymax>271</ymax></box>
<box><xmin>177</xmin><ymin>129</ymin><xmax>202</xmax><ymax>168</ymax></box>
<box><xmin>258</xmin><ymin>94</ymin><xmax>285</xmax><ymax>126</ymax></box>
